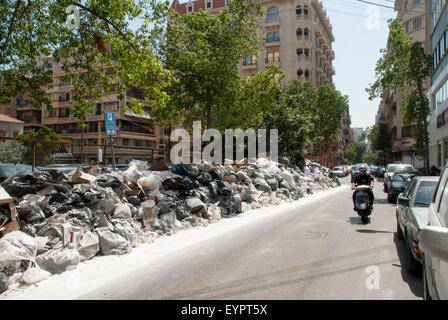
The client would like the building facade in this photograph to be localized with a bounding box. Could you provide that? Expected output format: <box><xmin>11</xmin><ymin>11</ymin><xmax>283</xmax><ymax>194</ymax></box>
<box><xmin>375</xmin><ymin>0</ymin><xmax>428</xmax><ymax>168</ymax></box>
<box><xmin>428</xmin><ymin>0</ymin><xmax>448</xmax><ymax>169</ymax></box>
<box><xmin>0</xmin><ymin>61</ymin><xmax>168</xmax><ymax>165</ymax></box>
<box><xmin>172</xmin><ymin>0</ymin><xmax>335</xmax><ymax>87</ymax></box>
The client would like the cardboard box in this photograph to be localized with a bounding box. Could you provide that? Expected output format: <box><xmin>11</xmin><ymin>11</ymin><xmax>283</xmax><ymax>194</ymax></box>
<box><xmin>0</xmin><ymin>186</ymin><xmax>20</xmax><ymax>238</ymax></box>
<box><xmin>70</xmin><ymin>169</ymin><xmax>96</xmax><ymax>184</ymax></box>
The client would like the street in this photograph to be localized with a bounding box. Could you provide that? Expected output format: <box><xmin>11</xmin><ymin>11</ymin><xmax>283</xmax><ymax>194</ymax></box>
<box><xmin>2</xmin><ymin>176</ymin><xmax>423</xmax><ymax>300</ymax></box>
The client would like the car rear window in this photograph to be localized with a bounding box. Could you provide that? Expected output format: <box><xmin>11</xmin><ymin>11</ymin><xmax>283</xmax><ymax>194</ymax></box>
<box><xmin>414</xmin><ymin>181</ymin><xmax>438</xmax><ymax>206</ymax></box>
<box><xmin>389</xmin><ymin>165</ymin><xmax>412</xmax><ymax>173</ymax></box>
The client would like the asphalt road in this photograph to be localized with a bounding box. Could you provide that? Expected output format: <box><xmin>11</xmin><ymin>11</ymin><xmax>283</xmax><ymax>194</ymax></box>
<box><xmin>76</xmin><ymin>176</ymin><xmax>422</xmax><ymax>300</ymax></box>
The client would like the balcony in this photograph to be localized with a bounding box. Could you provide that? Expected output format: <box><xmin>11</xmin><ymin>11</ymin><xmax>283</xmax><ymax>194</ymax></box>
<box><xmin>242</xmin><ymin>61</ymin><xmax>257</xmax><ymax>70</ymax></box>
<box><xmin>297</xmin><ymin>55</ymin><xmax>311</xmax><ymax>63</ymax></box>
<box><xmin>265</xmin><ymin>16</ymin><xmax>280</xmax><ymax>26</ymax></box>
<box><xmin>265</xmin><ymin>41</ymin><xmax>280</xmax><ymax>48</ymax></box>
<box><xmin>265</xmin><ymin>57</ymin><xmax>280</xmax><ymax>67</ymax></box>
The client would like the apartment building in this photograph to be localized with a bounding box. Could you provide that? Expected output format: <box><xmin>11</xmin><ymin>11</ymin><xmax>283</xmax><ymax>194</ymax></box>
<box><xmin>428</xmin><ymin>0</ymin><xmax>448</xmax><ymax>169</ymax></box>
<box><xmin>375</xmin><ymin>0</ymin><xmax>428</xmax><ymax>168</ymax></box>
<box><xmin>172</xmin><ymin>0</ymin><xmax>347</xmax><ymax>167</ymax></box>
<box><xmin>172</xmin><ymin>0</ymin><xmax>335</xmax><ymax>87</ymax></box>
<box><xmin>1</xmin><ymin>61</ymin><xmax>168</xmax><ymax>165</ymax></box>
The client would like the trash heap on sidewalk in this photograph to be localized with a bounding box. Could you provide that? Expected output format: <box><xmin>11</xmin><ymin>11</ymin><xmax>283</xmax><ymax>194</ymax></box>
<box><xmin>0</xmin><ymin>157</ymin><xmax>339</xmax><ymax>293</ymax></box>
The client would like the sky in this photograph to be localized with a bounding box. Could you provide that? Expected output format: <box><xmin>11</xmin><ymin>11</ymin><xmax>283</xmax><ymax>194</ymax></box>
<box><xmin>321</xmin><ymin>0</ymin><xmax>397</xmax><ymax>130</ymax></box>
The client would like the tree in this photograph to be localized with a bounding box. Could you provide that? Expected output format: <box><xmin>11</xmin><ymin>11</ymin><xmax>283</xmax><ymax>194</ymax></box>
<box><xmin>368</xmin><ymin>123</ymin><xmax>392</xmax><ymax>153</ymax></box>
<box><xmin>19</xmin><ymin>126</ymin><xmax>61</xmax><ymax>165</ymax></box>
<box><xmin>367</xmin><ymin>19</ymin><xmax>433</xmax><ymax>174</ymax></box>
<box><xmin>345</xmin><ymin>141</ymin><xmax>366</xmax><ymax>164</ymax></box>
<box><xmin>264</xmin><ymin>80</ymin><xmax>317</xmax><ymax>158</ymax></box>
<box><xmin>313</xmin><ymin>85</ymin><xmax>349</xmax><ymax>153</ymax></box>
<box><xmin>0</xmin><ymin>0</ymin><xmax>172</xmax><ymax>122</ymax></box>
<box><xmin>0</xmin><ymin>141</ymin><xmax>27</xmax><ymax>164</ymax></box>
<box><xmin>363</xmin><ymin>152</ymin><xmax>378</xmax><ymax>164</ymax></box>
<box><xmin>162</xmin><ymin>0</ymin><xmax>263</xmax><ymax>129</ymax></box>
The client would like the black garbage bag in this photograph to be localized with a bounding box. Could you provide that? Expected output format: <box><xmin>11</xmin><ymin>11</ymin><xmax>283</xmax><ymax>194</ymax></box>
<box><xmin>0</xmin><ymin>205</ymin><xmax>11</xmax><ymax>226</ymax></box>
<box><xmin>1</xmin><ymin>173</ymin><xmax>38</xmax><ymax>199</ymax></box>
<box><xmin>253</xmin><ymin>178</ymin><xmax>272</xmax><ymax>194</ymax></box>
<box><xmin>157</xmin><ymin>197</ymin><xmax>178</xmax><ymax>215</ymax></box>
<box><xmin>208</xmin><ymin>181</ymin><xmax>232</xmax><ymax>197</ymax></box>
<box><xmin>185</xmin><ymin>197</ymin><xmax>208</xmax><ymax>217</ymax></box>
<box><xmin>0</xmin><ymin>273</ymin><xmax>7</xmax><ymax>294</ymax></box>
<box><xmin>197</xmin><ymin>172</ymin><xmax>212</xmax><ymax>185</ymax></box>
<box><xmin>176</xmin><ymin>204</ymin><xmax>190</xmax><ymax>220</ymax></box>
<box><xmin>182</xmin><ymin>164</ymin><xmax>200</xmax><ymax>178</ymax></box>
<box><xmin>127</xmin><ymin>195</ymin><xmax>141</xmax><ymax>207</ymax></box>
<box><xmin>210</xmin><ymin>166</ymin><xmax>225</xmax><ymax>180</ymax></box>
<box><xmin>193</xmin><ymin>187</ymin><xmax>211</xmax><ymax>203</ymax></box>
<box><xmin>266</xmin><ymin>178</ymin><xmax>279</xmax><ymax>192</ymax></box>
<box><xmin>183</xmin><ymin>176</ymin><xmax>197</xmax><ymax>190</ymax></box>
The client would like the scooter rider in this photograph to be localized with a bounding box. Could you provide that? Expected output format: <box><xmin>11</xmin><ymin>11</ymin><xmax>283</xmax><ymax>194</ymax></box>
<box><xmin>352</xmin><ymin>167</ymin><xmax>374</xmax><ymax>210</ymax></box>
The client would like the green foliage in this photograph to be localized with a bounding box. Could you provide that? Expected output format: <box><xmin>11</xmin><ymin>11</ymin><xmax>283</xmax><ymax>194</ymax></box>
<box><xmin>264</xmin><ymin>80</ymin><xmax>316</xmax><ymax>158</ymax></box>
<box><xmin>367</xmin><ymin>19</ymin><xmax>433</xmax><ymax>173</ymax></box>
<box><xmin>345</xmin><ymin>142</ymin><xmax>366</xmax><ymax>164</ymax></box>
<box><xmin>368</xmin><ymin>123</ymin><xmax>392</xmax><ymax>152</ymax></box>
<box><xmin>314</xmin><ymin>85</ymin><xmax>349</xmax><ymax>151</ymax></box>
<box><xmin>162</xmin><ymin>0</ymin><xmax>264</xmax><ymax>128</ymax></box>
<box><xmin>19</xmin><ymin>126</ymin><xmax>61</xmax><ymax>165</ymax></box>
<box><xmin>0</xmin><ymin>0</ymin><xmax>172</xmax><ymax>123</ymax></box>
<box><xmin>362</xmin><ymin>152</ymin><xmax>378</xmax><ymax>164</ymax></box>
<box><xmin>0</xmin><ymin>141</ymin><xmax>28</xmax><ymax>164</ymax></box>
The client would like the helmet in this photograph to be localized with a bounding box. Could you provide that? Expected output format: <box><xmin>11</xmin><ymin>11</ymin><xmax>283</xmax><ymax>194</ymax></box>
<box><xmin>359</xmin><ymin>167</ymin><xmax>367</xmax><ymax>172</ymax></box>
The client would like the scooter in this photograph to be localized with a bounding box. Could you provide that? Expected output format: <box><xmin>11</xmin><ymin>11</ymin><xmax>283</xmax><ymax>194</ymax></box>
<box><xmin>354</xmin><ymin>185</ymin><xmax>373</xmax><ymax>225</ymax></box>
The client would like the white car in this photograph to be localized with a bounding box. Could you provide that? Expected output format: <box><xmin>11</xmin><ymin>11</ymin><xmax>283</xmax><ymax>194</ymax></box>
<box><xmin>331</xmin><ymin>166</ymin><xmax>345</xmax><ymax>178</ymax></box>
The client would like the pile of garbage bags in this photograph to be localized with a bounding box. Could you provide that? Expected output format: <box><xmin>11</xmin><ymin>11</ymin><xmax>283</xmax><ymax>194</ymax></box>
<box><xmin>0</xmin><ymin>157</ymin><xmax>338</xmax><ymax>294</ymax></box>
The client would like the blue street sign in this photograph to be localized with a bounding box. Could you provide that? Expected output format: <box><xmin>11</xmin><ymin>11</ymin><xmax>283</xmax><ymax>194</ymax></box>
<box><xmin>105</xmin><ymin>112</ymin><xmax>116</xmax><ymax>135</ymax></box>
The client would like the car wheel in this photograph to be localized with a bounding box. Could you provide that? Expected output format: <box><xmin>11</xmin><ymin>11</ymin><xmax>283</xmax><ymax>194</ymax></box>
<box><xmin>406</xmin><ymin>245</ymin><xmax>422</xmax><ymax>275</ymax></box>
<box><xmin>422</xmin><ymin>260</ymin><xmax>432</xmax><ymax>300</ymax></box>
<box><xmin>396</xmin><ymin>220</ymin><xmax>404</xmax><ymax>240</ymax></box>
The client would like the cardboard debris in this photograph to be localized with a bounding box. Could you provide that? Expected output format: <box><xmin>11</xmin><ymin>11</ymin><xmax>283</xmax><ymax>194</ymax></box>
<box><xmin>151</xmin><ymin>159</ymin><xmax>169</xmax><ymax>171</ymax></box>
<box><xmin>70</xmin><ymin>169</ymin><xmax>96</xmax><ymax>184</ymax></box>
<box><xmin>0</xmin><ymin>186</ymin><xmax>20</xmax><ymax>238</ymax></box>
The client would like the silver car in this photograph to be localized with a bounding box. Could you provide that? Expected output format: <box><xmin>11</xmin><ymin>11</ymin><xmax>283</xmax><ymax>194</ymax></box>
<box><xmin>418</xmin><ymin>167</ymin><xmax>448</xmax><ymax>299</ymax></box>
<box><xmin>396</xmin><ymin>176</ymin><xmax>439</xmax><ymax>274</ymax></box>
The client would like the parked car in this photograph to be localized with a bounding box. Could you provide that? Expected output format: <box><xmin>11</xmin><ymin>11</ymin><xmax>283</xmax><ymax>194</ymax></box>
<box><xmin>331</xmin><ymin>166</ymin><xmax>345</xmax><ymax>178</ymax></box>
<box><xmin>385</xmin><ymin>167</ymin><xmax>421</xmax><ymax>203</ymax></box>
<box><xmin>418</xmin><ymin>167</ymin><xmax>448</xmax><ymax>299</ymax></box>
<box><xmin>377</xmin><ymin>165</ymin><xmax>385</xmax><ymax>177</ymax></box>
<box><xmin>369</xmin><ymin>165</ymin><xmax>378</xmax><ymax>177</ymax></box>
<box><xmin>0</xmin><ymin>164</ymin><xmax>36</xmax><ymax>183</ymax></box>
<box><xmin>350</xmin><ymin>163</ymin><xmax>370</xmax><ymax>182</ymax></box>
<box><xmin>396</xmin><ymin>176</ymin><xmax>439</xmax><ymax>275</ymax></box>
<box><xmin>383</xmin><ymin>164</ymin><xmax>415</xmax><ymax>193</ymax></box>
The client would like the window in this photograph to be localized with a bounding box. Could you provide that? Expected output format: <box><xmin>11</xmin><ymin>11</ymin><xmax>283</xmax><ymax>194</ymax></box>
<box><xmin>405</xmin><ymin>22</ymin><xmax>410</xmax><ymax>33</ymax></box>
<box><xmin>206</xmin><ymin>1</ymin><xmax>212</xmax><ymax>9</ymax></box>
<box><xmin>305</xmin><ymin>70</ymin><xmax>310</xmax><ymax>80</ymax></box>
<box><xmin>413</xmin><ymin>0</ymin><xmax>421</xmax><ymax>5</ymax></box>
<box><xmin>135</xmin><ymin>140</ymin><xmax>142</xmax><ymax>147</ymax></box>
<box><xmin>304</xmin><ymin>5</ymin><xmax>309</xmax><ymax>15</ymax></box>
<box><xmin>273</xmin><ymin>32</ymin><xmax>280</xmax><ymax>42</ymax></box>
<box><xmin>122</xmin><ymin>139</ymin><xmax>129</xmax><ymax>146</ymax></box>
<box><xmin>267</xmin><ymin>7</ymin><xmax>279</xmax><ymax>22</ymax></box>
<box><xmin>187</xmin><ymin>5</ymin><xmax>193</xmax><ymax>13</ymax></box>
<box><xmin>16</xmin><ymin>98</ymin><xmax>21</xmax><ymax>106</ymax></box>
<box><xmin>297</xmin><ymin>69</ymin><xmax>304</xmax><ymax>79</ymax></box>
<box><xmin>304</xmin><ymin>28</ymin><xmax>309</xmax><ymax>38</ymax></box>
<box><xmin>267</xmin><ymin>33</ymin><xmax>273</xmax><ymax>43</ymax></box>
<box><xmin>296</xmin><ymin>5</ymin><xmax>302</xmax><ymax>15</ymax></box>
<box><xmin>296</xmin><ymin>28</ymin><xmax>303</xmax><ymax>39</ymax></box>
<box><xmin>266</xmin><ymin>51</ymin><xmax>279</xmax><ymax>63</ymax></box>
<box><xmin>412</xmin><ymin>17</ymin><xmax>421</xmax><ymax>30</ymax></box>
